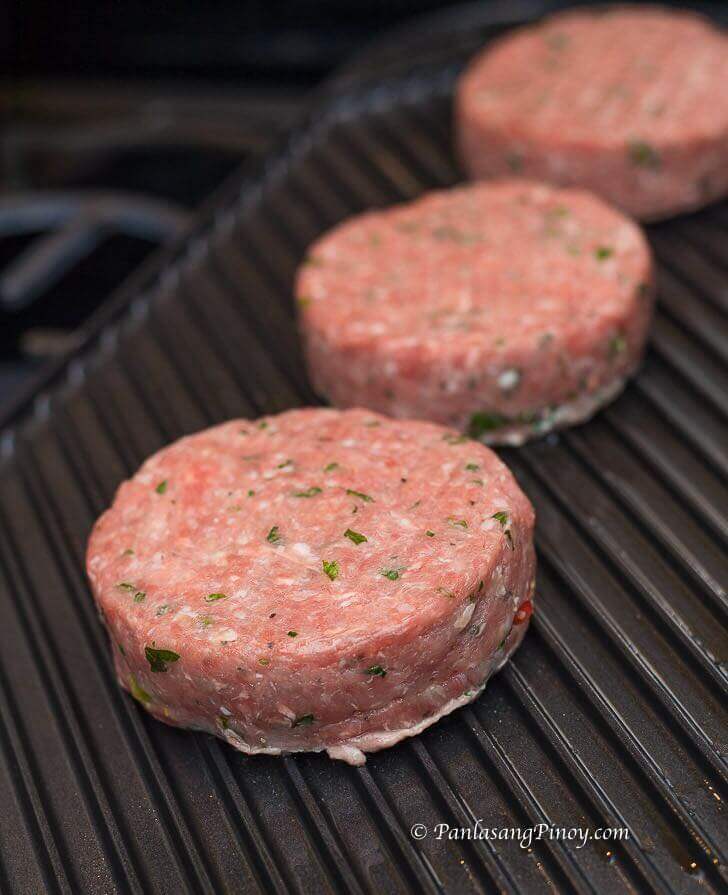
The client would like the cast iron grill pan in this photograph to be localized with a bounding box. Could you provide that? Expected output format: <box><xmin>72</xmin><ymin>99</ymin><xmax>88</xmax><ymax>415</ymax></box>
<box><xmin>0</xmin><ymin>6</ymin><xmax>726</xmax><ymax>894</ymax></box>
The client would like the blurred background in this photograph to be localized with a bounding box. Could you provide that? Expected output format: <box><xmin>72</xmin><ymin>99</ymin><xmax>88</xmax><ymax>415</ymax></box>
<box><xmin>1</xmin><ymin>0</ymin><xmax>491</xmax><ymax>416</ymax></box>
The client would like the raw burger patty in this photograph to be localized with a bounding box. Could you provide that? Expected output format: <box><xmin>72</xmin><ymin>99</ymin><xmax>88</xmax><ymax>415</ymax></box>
<box><xmin>87</xmin><ymin>408</ymin><xmax>535</xmax><ymax>765</ymax></box>
<box><xmin>297</xmin><ymin>180</ymin><xmax>654</xmax><ymax>445</ymax></box>
<box><xmin>456</xmin><ymin>6</ymin><xmax>728</xmax><ymax>219</ymax></box>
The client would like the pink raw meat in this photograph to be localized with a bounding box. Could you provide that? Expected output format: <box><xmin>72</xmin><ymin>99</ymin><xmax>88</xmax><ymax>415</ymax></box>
<box><xmin>297</xmin><ymin>180</ymin><xmax>654</xmax><ymax>444</ymax></box>
<box><xmin>87</xmin><ymin>407</ymin><xmax>536</xmax><ymax>765</ymax></box>
<box><xmin>456</xmin><ymin>6</ymin><xmax>728</xmax><ymax>220</ymax></box>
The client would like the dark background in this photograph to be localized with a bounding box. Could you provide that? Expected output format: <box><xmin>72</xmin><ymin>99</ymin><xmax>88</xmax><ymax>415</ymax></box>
<box><xmin>7</xmin><ymin>1</ymin><xmax>476</xmax><ymax>85</ymax></box>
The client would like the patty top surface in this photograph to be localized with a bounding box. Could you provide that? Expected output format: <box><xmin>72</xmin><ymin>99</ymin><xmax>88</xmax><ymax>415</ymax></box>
<box><xmin>458</xmin><ymin>7</ymin><xmax>728</xmax><ymax>146</ymax></box>
<box><xmin>87</xmin><ymin>408</ymin><xmax>533</xmax><ymax>663</ymax></box>
<box><xmin>297</xmin><ymin>180</ymin><xmax>650</xmax><ymax>352</ymax></box>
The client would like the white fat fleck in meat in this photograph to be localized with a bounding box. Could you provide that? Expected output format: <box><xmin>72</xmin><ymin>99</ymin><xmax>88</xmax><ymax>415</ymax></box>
<box><xmin>497</xmin><ymin>368</ymin><xmax>521</xmax><ymax>392</ymax></box>
<box><xmin>453</xmin><ymin>601</ymin><xmax>476</xmax><ymax>632</ymax></box>
<box><xmin>218</xmin><ymin>629</ymin><xmax>238</xmax><ymax>643</ymax></box>
<box><xmin>289</xmin><ymin>542</ymin><xmax>317</xmax><ymax>561</ymax></box>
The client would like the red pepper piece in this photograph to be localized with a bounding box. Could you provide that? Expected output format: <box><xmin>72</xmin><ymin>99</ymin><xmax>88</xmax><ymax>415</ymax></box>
<box><xmin>513</xmin><ymin>599</ymin><xmax>533</xmax><ymax>625</ymax></box>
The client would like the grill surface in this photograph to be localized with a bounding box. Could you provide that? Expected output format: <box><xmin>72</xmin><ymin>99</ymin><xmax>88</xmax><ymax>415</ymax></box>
<box><xmin>1</xmin><ymin>5</ymin><xmax>727</xmax><ymax>894</ymax></box>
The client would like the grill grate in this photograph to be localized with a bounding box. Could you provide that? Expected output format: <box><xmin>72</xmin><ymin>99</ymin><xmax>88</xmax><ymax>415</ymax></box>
<box><xmin>1</xmin><ymin>14</ymin><xmax>727</xmax><ymax>895</ymax></box>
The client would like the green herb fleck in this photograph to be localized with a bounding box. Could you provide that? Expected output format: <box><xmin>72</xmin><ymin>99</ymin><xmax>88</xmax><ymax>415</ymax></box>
<box><xmin>205</xmin><ymin>592</ymin><xmax>228</xmax><ymax>602</ymax></box>
<box><xmin>218</xmin><ymin>715</ymin><xmax>230</xmax><ymax>729</ymax></box>
<box><xmin>465</xmin><ymin>463</ymin><xmax>480</xmax><ymax>472</ymax></box>
<box><xmin>609</xmin><ymin>334</ymin><xmax>627</xmax><ymax>359</ymax></box>
<box><xmin>506</xmin><ymin>151</ymin><xmax>524</xmax><ymax>172</ymax></box>
<box><xmin>324</xmin><ymin>462</ymin><xmax>339</xmax><ymax>472</ymax></box>
<box><xmin>366</xmin><ymin>665</ymin><xmax>387</xmax><ymax>677</ymax></box>
<box><xmin>122</xmin><ymin>548</ymin><xmax>134</xmax><ymax>556</ymax></box>
<box><xmin>294</xmin><ymin>486</ymin><xmax>322</xmax><ymax>498</ymax></box>
<box><xmin>492</xmin><ymin>511</ymin><xmax>514</xmax><ymax>550</ymax></box>
<box><xmin>118</xmin><ymin>642</ymin><xmax>126</xmax><ymax>655</ymax></box>
<box><xmin>538</xmin><ymin>332</ymin><xmax>554</xmax><ymax>349</ymax></box>
<box><xmin>443</xmin><ymin>433</ymin><xmax>468</xmax><ymax>445</ymax></box>
<box><xmin>116</xmin><ymin>582</ymin><xmax>135</xmax><ymax>591</ymax></box>
<box><xmin>199</xmin><ymin>616</ymin><xmax>214</xmax><ymax>628</ymax></box>
<box><xmin>129</xmin><ymin>675</ymin><xmax>151</xmax><ymax>704</ymax></box>
<box><xmin>595</xmin><ymin>246</ymin><xmax>614</xmax><ymax>261</ymax></box>
<box><xmin>267</xmin><ymin>526</ymin><xmax>281</xmax><ymax>544</ymax></box>
<box><xmin>144</xmin><ymin>644</ymin><xmax>180</xmax><ymax>673</ymax></box>
<box><xmin>381</xmin><ymin>569</ymin><xmax>401</xmax><ymax>581</ymax></box>
<box><xmin>344</xmin><ymin>528</ymin><xmax>368</xmax><ymax>545</ymax></box>
<box><xmin>133</xmin><ymin>591</ymin><xmax>146</xmax><ymax>603</ymax></box>
<box><xmin>258</xmin><ymin>421</ymin><xmax>269</xmax><ymax>429</ymax></box>
<box><xmin>287</xmin><ymin>630</ymin><xmax>298</xmax><ymax>638</ymax></box>
<box><xmin>277</xmin><ymin>458</ymin><xmax>293</xmax><ymax>469</ymax></box>
<box><xmin>346</xmin><ymin>488</ymin><xmax>374</xmax><ymax>502</ymax></box>
<box><xmin>426</xmin><ymin>530</ymin><xmax>435</xmax><ymax>537</ymax></box>
<box><xmin>259</xmin><ymin>657</ymin><xmax>270</xmax><ymax>666</ymax></box>
<box><xmin>546</xmin><ymin>31</ymin><xmax>569</xmax><ymax>49</ymax></box>
<box><xmin>628</xmin><ymin>140</ymin><xmax>660</xmax><ymax>168</ymax></box>
<box><xmin>448</xmin><ymin>517</ymin><xmax>468</xmax><ymax>530</ymax></box>
<box><xmin>293</xmin><ymin>714</ymin><xmax>315</xmax><ymax>727</ymax></box>
<box><xmin>322</xmin><ymin>559</ymin><xmax>340</xmax><ymax>581</ymax></box>
<box><xmin>469</xmin><ymin>411</ymin><xmax>506</xmax><ymax>438</ymax></box>
<box><xmin>247</xmin><ymin>489</ymin><xmax>255</xmax><ymax>497</ymax></box>
<box><xmin>155</xmin><ymin>480</ymin><xmax>168</xmax><ymax>494</ymax></box>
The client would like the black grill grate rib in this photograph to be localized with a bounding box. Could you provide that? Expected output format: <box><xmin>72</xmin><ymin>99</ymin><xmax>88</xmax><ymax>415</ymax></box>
<box><xmin>1</xmin><ymin>20</ymin><xmax>727</xmax><ymax>895</ymax></box>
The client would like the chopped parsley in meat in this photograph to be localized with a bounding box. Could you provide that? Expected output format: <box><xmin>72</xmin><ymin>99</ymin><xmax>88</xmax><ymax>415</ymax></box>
<box><xmin>595</xmin><ymin>246</ymin><xmax>614</xmax><ymax>261</ymax></box>
<box><xmin>492</xmin><ymin>511</ymin><xmax>514</xmax><ymax>550</ymax></box>
<box><xmin>346</xmin><ymin>488</ymin><xmax>374</xmax><ymax>502</ymax></box>
<box><xmin>366</xmin><ymin>665</ymin><xmax>387</xmax><ymax>677</ymax></box>
<box><xmin>129</xmin><ymin>675</ymin><xmax>151</xmax><ymax>704</ymax></box>
<box><xmin>266</xmin><ymin>526</ymin><xmax>281</xmax><ymax>543</ymax></box>
<box><xmin>628</xmin><ymin>139</ymin><xmax>660</xmax><ymax>168</ymax></box>
<box><xmin>469</xmin><ymin>411</ymin><xmax>506</xmax><ymax>438</ymax></box>
<box><xmin>344</xmin><ymin>528</ymin><xmax>368</xmax><ymax>545</ymax></box>
<box><xmin>324</xmin><ymin>462</ymin><xmax>339</xmax><ymax>472</ymax></box>
<box><xmin>145</xmin><ymin>644</ymin><xmax>181</xmax><ymax>673</ymax></box>
<box><xmin>293</xmin><ymin>714</ymin><xmax>315</xmax><ymax>727</ymax></box>
<box><xmin>155</xmin><ymin>480</ymin><xmax>168</xmax><ymax>494</ymax></box>
<box><xmin>205</xmin><ymin>592</ymin><xmax>228</xmax><ymax>602</ymax></box>
<box><xmin>294</xmin><ymin>486</ymin><xmax>322</xmax><ymax>498</ymax></box>
<box><xmin>608</xmin><ymin>334</ymin><xmax>627</xmax><ymax>358</ymax></box>
<box><xmin>381</xmin><ymin>568</ymin><xmax>401</xmax><ymax>580</ymax></box>
<box><xmin>287</xmin><ymin>631</ymin><xmax>298</xmax><ymax>638</ymax></box>
<box><xmin>322</xmin><ymin>559</ymin><xmax>340</xmax><ymax>580</ymax></box>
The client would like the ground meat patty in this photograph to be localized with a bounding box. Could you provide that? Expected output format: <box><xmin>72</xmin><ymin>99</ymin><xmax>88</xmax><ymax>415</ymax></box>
<box><xmin>456</xmin><ymin>7</ymin><xmax>728</xmax><ymax>220</ymax></box>
<box><xmin>86</xmin><ymin>407</ymin><xmax>536</xmax><ymax>765</ymax></box>
<box><xmin>297</xmin><ymin>180</ymin><xmax>654</xmax><ymax>445</ymax></box>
